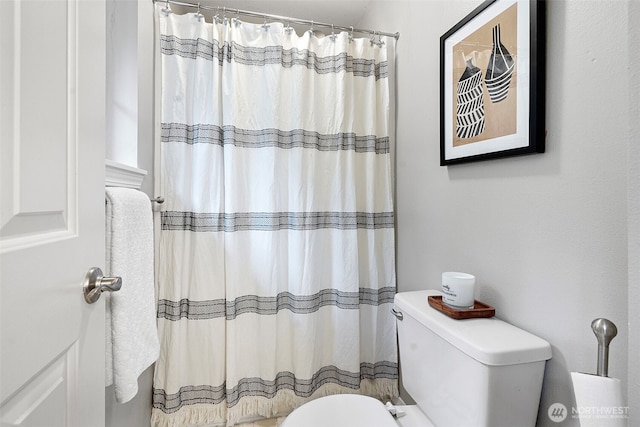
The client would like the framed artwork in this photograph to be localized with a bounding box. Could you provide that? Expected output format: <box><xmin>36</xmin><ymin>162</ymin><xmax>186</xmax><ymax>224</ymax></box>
<box><xmin>440</xmin><ymin>0</ymin><xmax>545</xmax><ymax>166</ymax></box>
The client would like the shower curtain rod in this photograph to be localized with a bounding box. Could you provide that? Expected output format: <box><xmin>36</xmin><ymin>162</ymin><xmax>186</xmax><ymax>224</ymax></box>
<box><xmin>153</xmin><ymin>0</ymin><xmax>400</xmax><ymax>40</ymax></box>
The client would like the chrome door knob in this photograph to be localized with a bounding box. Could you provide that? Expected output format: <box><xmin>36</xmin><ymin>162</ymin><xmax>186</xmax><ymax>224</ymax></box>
<box><xmin>82</xmin><ymin>267</ymin><xmax>122</xmax><ymax>304</ymax></box>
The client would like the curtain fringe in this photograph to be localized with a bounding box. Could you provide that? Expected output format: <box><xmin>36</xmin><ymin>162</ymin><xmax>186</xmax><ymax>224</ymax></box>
<box><xmin>151</xmin><ymin>379</ymin><xmax>399</xmax><ymax>427</ymax></box>
<box><xmin>227</xmin><ymin>379</ymin><xmax>400</xmax><ymax>424</ymax></box>
<box><xmin>151</xmin><ymin>403</ymin><xmax>227</xmax><ymax>427</ymax></box>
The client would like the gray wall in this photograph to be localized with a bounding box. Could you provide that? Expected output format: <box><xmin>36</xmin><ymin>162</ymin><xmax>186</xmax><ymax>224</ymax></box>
<box><xmin>105</xmin><ymin>0</ymin><xmax>155</xmax><ymax>426</ymax></box>
<box><xmin>627</xmin><ymin>0</ymin><xmax>640</xmax><ymax>423</ymax></box>
<box><xmin>360</xmin><ymin>0</ymin><xmax>636</xmax><ymax>426</ymax></box>
<box><xmin>106</xmin><ymin>365</ymin><xmax>154</xmax><ymax>427</ymax></box>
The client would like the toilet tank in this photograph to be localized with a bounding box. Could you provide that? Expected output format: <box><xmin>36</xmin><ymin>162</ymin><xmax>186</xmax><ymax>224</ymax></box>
<box><xmin>394</xmin><ymin>290</ymin><xmax>552</xmax><ymax>427</ymax></box>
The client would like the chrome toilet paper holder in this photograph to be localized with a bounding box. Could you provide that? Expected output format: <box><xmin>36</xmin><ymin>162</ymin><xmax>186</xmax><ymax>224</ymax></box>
<box><xmin>591</xmin><ymin>318</ymin><xmax>617</xmax><ymax>377</ymax></box>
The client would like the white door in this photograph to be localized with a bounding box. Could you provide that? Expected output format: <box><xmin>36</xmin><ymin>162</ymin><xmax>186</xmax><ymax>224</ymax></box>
<box><xmin>1</xmin><ymin>0</ymin><xmax>107</xmax><ymax>426</ymax></box>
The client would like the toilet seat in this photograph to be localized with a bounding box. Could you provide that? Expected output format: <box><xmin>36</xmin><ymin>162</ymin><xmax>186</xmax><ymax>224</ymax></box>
<box><xmin>281</xmin><ymin>394</ymin><xmax>397</xmax><ymax>427</ymax></box>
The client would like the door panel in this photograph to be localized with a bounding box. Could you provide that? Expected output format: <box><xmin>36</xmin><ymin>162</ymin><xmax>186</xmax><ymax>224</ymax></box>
<box><xmin>1</xmin><ymin>1</ymin><xmax>106</xmax><ymax>426</ymax></box>
<box><xmin>0</xmin><ymin>0</ymin><xmax>72</xmax><ymax>245</ymax></box>
<box><xmin>0</xmin><ymin>344</ymin><xmax>78</xmax><ymax>427</ymax></box>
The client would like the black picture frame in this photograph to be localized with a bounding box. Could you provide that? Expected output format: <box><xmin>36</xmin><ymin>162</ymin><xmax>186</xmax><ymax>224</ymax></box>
<box><xmin>440</xmin><ymin>0</ymin><xmax>545</xmax><ymax>166</ymax></box>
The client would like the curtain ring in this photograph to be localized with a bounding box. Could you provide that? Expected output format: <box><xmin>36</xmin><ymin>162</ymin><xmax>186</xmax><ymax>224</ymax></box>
<box><xmin>262</xmin><ymin>14</ymin><xmax>270</xmax><ymax>31</ymax></box>
<box><xmin>348</xmin><ymin>26</ymin><xmax>354</xmax><ymax>43</ymax></box>
<box><xmin>214</xmin><ymin>6</ymin><xmax>220</xmax><ymax>24</ymax></box>
<box><xmin>233</xmin><ymin>8</ymin><xmax>241</xmax><ymax>27</ymax></box>
<box><xmin>285</xmin><ymin>17</ymin><xmax>293</xmax><ymax>35</ymax></box>
<box><xmin>330</xmin><ymin>24</ymin><xmax>337</xmax><ymax>42</ymax></box>
<box><xmin>195</xmin><ymin>2</ymin><xmax>203</xmax><ymax>21</ymax></box>
<box><xmin>307</xmin><ymin>20</ymin><xmax>314</xmax><ymax>36</ymax></box>
<box><xmin>222</xmin><ymin>6</ymin><xmax>228</xmax><ymax>25</ymax></box>
<box><xmin>161</xmin><ymin>0</ymin><xmax>171</xmax><ymax>16</ymax></box>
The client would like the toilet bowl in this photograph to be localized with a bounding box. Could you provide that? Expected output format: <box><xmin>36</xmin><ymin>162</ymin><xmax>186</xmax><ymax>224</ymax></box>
<box><xmin>281</xmin><ymin>394</ymin><xmax>434</xmax><ymax>427</ymax></box>
<box><xmin>282</xmin><ymin>394</ymin><xmax>434</xmax><ymax>427</ymax></box>
<box><xmin>281</xmin><ymin>394</ymin><xmax>396</xmax><ymax>427</ymax></box>
<box><xmin>281</xmin><ymin>290</ymin><xmax>552</xmax><ymax>427</ymax></box>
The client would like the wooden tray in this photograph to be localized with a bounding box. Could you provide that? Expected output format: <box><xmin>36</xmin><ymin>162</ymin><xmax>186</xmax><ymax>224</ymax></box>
<box><xmin>427</xmin><ymin>295</ymin><xmax>495</xmax><ymax>320</ymax></box>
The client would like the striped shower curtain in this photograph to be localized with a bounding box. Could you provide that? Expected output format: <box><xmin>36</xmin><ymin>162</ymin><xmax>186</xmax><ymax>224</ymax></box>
<box><xmin>152</xmin><ymin>6</ymin><xmax>398</xmax><ymax>427</ymax></box>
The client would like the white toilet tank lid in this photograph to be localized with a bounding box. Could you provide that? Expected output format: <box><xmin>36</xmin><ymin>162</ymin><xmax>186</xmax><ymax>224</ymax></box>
<box><xmin>394</xmin><ymin>290</ymin><xmax>552</xmax><ymax>366</ymax></box>
<box><xmin>281</xmin><ymin>394</ymin><xmax>397</xmax><ymax>427</ymax></box>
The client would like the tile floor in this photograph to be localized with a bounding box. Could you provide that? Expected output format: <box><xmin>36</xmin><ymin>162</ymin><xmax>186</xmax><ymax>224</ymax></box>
<box><xmin>235</xmin><ymin>416</ymin><xmax>286</xmax><ymax>427</ymax></box>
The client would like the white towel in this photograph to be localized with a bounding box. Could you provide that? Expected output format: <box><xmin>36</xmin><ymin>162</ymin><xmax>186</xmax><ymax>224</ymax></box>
<box><xmin>105</xmin><ymin>187</ymin><xmax>160</xmax><ymax>404</ymax></box>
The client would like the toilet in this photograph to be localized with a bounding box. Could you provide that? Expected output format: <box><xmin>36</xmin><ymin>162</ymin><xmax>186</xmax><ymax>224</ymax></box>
<box><xmin>282</xmin><ymin>290</ymin><xmax>552</xmax><ymax>427</ymax></box>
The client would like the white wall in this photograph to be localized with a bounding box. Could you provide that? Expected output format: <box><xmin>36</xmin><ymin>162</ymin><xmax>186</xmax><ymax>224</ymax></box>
<box><xmin>106</xmin><ymin>0</ymin><xmax>139</xmax><ymax>167</ymax></box>
<box><xmin>137</xmin><ymin>0</ymin><xmax>156</xmax><ymax>198</ymax></box>
<box><xmin>106</xmin><ymin>0</ymin><xmax>155</xmax><ymax>196</ymax></box>
<box><xmin>360</xmin><ymin>0</ymin><xmax>634</xmax><ymax>426</ymax></box>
